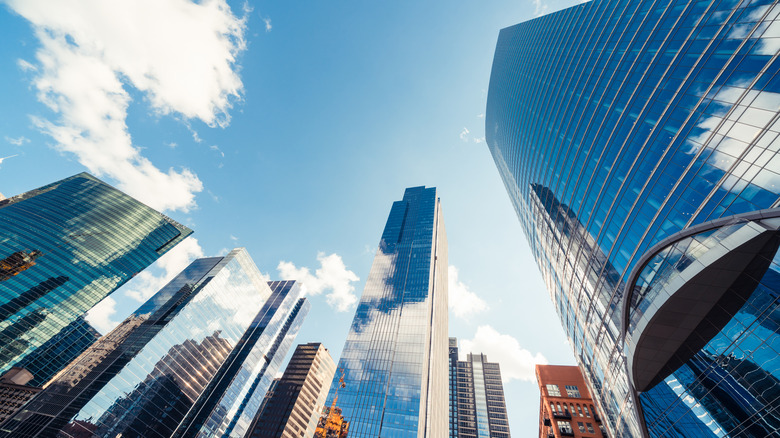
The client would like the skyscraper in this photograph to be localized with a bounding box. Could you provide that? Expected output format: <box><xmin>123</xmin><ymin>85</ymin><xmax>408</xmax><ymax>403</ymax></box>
<box><xmin>448</xmin><ymin>338</ymin><xmax>511</xmax><ymax>438</ymax></box>
<box><xmin>327</xmin><ymin>186</ymin><xmax>448</xmax><ymax>437</ymax></box>
<box><xmin>0</xmin><ymin>172</ymin><xmax>192</xmax><ymax>379</ymax></box>
<box><xmin>247</xmin><ymin>342</ymin><xmax>336</xmax><ymax>437</ymax></box>
<box><xmin>0</xmin><ymin>248</ymin><xmax>308</xmax><ymax>438</ymax></box>
<box><xmin>486</xmin><ymin>0</ymin><xmax>780</xmax><ymax>436</ymax></box>
<box><xmin>536</xmin><ymin>365</ymin><xmax>606</xmax><ymax>438</ymax></box>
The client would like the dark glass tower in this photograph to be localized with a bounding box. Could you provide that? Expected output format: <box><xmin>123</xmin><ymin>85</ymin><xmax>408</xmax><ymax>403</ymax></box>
<box><xmin>448</xmin><ymin>338</ymin><xmax>511</xmax><ymax>438</ymax></box>
<box><xmin>0</xmin><ymin>248</ymin><xmax>309</xmax><ymax>438</ymax></box>
<box><xmin>486</xmin><ymin>0</ymin><xmax>780</xmax><ymax>436</ymax></box>
<box><xmin>0</xmin><ymin>172</ymin><xmax>192</xmax><ymax>380</ymax></box>
<box><xmin>247</xmin><ymin>342</ymin><xmax>336</xmax><ymax>437</ymax></box>
<box><xmin>326</xmin><ymin>186</ymin><xmax>448</xmax><ymax>437</ymax></box>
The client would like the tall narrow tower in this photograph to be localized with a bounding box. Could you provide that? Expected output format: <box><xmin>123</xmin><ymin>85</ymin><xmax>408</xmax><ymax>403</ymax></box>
<box><xmin>327</xmin><ymin>186</ymin><xmax>448</xmax><ymax>437</ymax></box>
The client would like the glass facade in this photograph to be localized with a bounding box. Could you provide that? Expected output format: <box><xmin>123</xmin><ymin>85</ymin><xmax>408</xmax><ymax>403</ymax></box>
<box><xmin>449</xmin><ymin>344</ymin><xmax>511</xmax><ymax>438</ymax></box>
<box><xmin>14</xmin><ymin>316</ymin><xmax>101</xmax><ymax>387</ymax></box>
<box><xmin>486</xmin><ymin>0</ymin><xmax>780</xmax><ymax>436</ymax></box>
<box><xmin>0</xmin><ymin>172</ymin><xmax>193</xmax><ymax>380</ymax></box>
<box><xmin>326</xmin><ymin>186</ymin><xmax>448</xmax><ymax>438</ymax></box>
<box><xmin>0</xmin><ymin>248</ymin><xmax>308</xmax><ymax>438</ymax></box>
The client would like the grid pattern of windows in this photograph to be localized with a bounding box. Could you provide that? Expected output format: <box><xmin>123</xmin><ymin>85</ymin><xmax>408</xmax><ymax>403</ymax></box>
<box><xmin>0</xmin><ymin>249</ymin><xmax>308</xmax><ymax>438</ymax></box>
<box><xmin>326</xmin><ymin>187</ymin><xmax>448</xmax><ymax>437</ymax></box>
<box><xmin>564</xmin><ymin>385</ymin><xmax>581</xmax><ymax>398</ymax></box>
<box><xmin>0</xmin><ymin>173</ymin><xmax>192</xmax><ymax>380</ymax></box>
<box><xmin>451</xmin><ymin>352</ymin><xmax>511</xmax><ymax>438</ymax></box>
<box><xmin>546</xmin><ymin>384</ymin><xmax>561</xmax><ymax>397</ymax></box>
<box><xmin>247</xmin><ymin>343</ymin><xmax>336</xmax><ymax>437</ymax></box>
<box><xmin>486</xmin><ymin>0</ymin><xmax>780</xmax><ymax>436</ymax></box>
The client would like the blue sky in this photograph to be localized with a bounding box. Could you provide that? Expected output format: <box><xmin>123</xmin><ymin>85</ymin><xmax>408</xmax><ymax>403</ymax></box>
<box><xmin>0</xmin><ymin>0</ymin><xmax>581</xmax><ymax>434</ymax></box>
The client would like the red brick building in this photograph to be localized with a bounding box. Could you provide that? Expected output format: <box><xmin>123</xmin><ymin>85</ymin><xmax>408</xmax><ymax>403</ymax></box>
<box><xmin>536</xmin><ymin>365</ymin><xmax>607</xmax><ymax>438</ymax></box>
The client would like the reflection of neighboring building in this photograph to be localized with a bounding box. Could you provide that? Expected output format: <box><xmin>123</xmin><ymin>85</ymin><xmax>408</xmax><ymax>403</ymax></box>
<box><xmin>485</xmin><ymin>0</ymin><xmax>780</xmax><ymax>435</ymax></box>
<box><xmin>448</xmin><ymin>338</ymin><xmax>511</xmax><ymax>438</ymax></box>
<box><xmin>536</xmin><ymin>365</ymin><xmax>605</xmax><ymax>438</ymax></box>
<box><xmin>0</xmin><ymin>368</ymin><xmax>41</xmax><ymax>425</ymax></box>
<box><xmin>247</xmin><ymin>342</ymin><xmax>336</xmax><ymax>437</ymax></box>
<box><xmin>0</xmin><ymin>248</ymin><xmax>309</xmax><ymax>438</ymax></box>
<box><xmin>326</xmin><ymin>186</ymin><xmax>448</xmax><ymax>437</ymax></box>
<box><xmin>14</xmin><ymin>316</ymin><xmax>100</xmax><ymax>387</ymax></box>
<box><xmin>0</xmin><ymin>173</ymin><xmax>192</xmax><ymax>379</ymax></box>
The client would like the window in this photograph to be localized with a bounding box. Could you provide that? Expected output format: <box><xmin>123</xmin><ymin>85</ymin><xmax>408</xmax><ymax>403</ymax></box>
<box><xmin>587</xmin><ymin>423</ymin><xmax>595</xmax><ymax>434</ymax></box>
<box><xmin>557</xmin><ymin>421</ymin><xmax>573</xmax><ymax>434</ymax></box>
<box><xmin>546</xmin><ymin>384</ymin><xmax>561</xmax><ymax>396</ymax></box>
<box><xmin>551</xmin><ymin>402</ymin><xmax>557</xmax><ymax>414</ymax></box>
<box><xmin>578</xmin><ymin>422</ymin><xmax>586</xmax><ymax>433</ymax></box>
<box><xmin>577</xmin><ymin>405</ymin><xmax>583</xmax><ymax>416</ymax></box>
<box><xmin>565</xmin><ymin>385</ymin><xmax>581</xmax><ymax>397</ymax></box>
<box><xmin>584</xmin><ymin>405</ymin><xmax>590</xmax><ymax>417</ymax></box>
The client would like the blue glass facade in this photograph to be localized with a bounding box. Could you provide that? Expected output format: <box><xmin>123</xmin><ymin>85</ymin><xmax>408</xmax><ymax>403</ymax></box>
<box><xmin>326</xmin><ymin>186</ymin><xmax>448</xmax><ymax>438</ymax></box>
<box><xmin>0</xmin><ymin>248</ymin><xmax>308</xmax><ymax>438</ymax></box>
<box><xmin>0</xmin><ymin>172</ymin><xmax>192</xmax><ymax>381</ymax></box>
<box><xmin>486</xmin><ymin>0</ymin><xmax>780</xmax><ymax>436</ymax></box>
<box><xmin>14</xmin><ymin>316</ymin><xmax>100</xmax><ymax>387</ymax></box>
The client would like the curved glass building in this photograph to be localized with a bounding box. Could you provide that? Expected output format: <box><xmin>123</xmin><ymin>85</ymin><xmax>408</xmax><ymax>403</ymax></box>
<box><xmin>485</xmin><ymin>0</ymin><xmax>780</xmax><ymax>436</ymax></box>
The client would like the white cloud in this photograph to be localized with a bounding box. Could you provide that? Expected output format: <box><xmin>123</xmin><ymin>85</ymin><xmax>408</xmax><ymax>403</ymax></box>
<box><xmin>459</xmin><ymin>127</ymin><xmax>470</xmax><ymax>141</ymax></box>
<box><xmin>262</xmin><ymin>17</ymin><xmax>272</xmax><ymax>32</ymax></box>
<box><xmin>473</xmin><ymin>137</ymin><xmax>485</xmax><ymax>144</ymax></box>
<box><xmin>460</xmin><ymin>325</ymin><xmax>547</xmax><ymax>383</ymax></box>
<box><xmin>448</xmin><ymin>265</ymin><xmax>487</xmax><ymax>319</ymax></box>
<box><xmin>229</xmin><ymin>234</ymin><xmax>238</xmax><ymax>241</ymax></box>
<box><xmin>477</xmin><ymin>113</ymin><xmax>484</xmax><ymax>119</ymax></box>
<box><xmin>122</xmin><ymin>237</ymin><xmax>205</xmax><ymax>302</ymax></box>
<box><xmin>7</xmin><ymin>0</ymin><xmax>247</xmax><ymax>212</ymax></box>
<box><xmin>210</xmin><ymin>144</ymin><xmax>225</xmax><ymax>157</ymax></box>
<box><xmin>0</xmin><ymin>154</ymin><xmax>19</xmax><ymax>166</ymax></box>
<box><xmin>5</xmin><ymin>136</ymin><xmax>29</xmax><ymax>146</ymax></box>
<box><xmin>85</xmin><ymin>296</ymin><xmax>118</xmax><ymax>334</ymax></box>
<box><xmin>17</xmin><ymin>59</ymin><xmax>36</xmax><ymax>72</ymax></box>
<box><xmin>533</xmin><ymin>0</ymin><xmax>549</xmax><ymax>16</ymax></box>
<box><xmin>277</xmin><ymin>252</ymin><xmax>360</xmax><ymax>312</ymax></box>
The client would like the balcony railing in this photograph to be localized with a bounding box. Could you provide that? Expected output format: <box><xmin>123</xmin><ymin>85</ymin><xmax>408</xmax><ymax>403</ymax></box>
<box><xmin>560</xmin><ymin>430</ymin><xmax>575</xmax><ymax>437</ymax></box>
<box><xmin>553</xmin><ymin>411</ymin><xmax>572</xmax><ymax>419</ymax></box>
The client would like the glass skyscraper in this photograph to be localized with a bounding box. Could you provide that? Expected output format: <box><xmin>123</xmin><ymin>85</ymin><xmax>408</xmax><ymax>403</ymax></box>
<box><xmin>0</xmin><ymin>248</ymin><xmax>309</xmax><ymax>438</ymax></box>
<box><xmin>326</xmin><ymin>186</ymin><xmax>448</xmax><ymax>437</ymax></box>
<box><xmin>486</xmin><ymin>0</ymin><xmax>780</xmax><ymax>436</ymax></box>
<box><xmin>0</xmin><ymin>172</ymin><xmax>192</xmax><ymax>381</ymax></box>
<box><xmin>448</xmin><ymin>338</ymin><xmax>511</xmax><ymax>438</ymax></box>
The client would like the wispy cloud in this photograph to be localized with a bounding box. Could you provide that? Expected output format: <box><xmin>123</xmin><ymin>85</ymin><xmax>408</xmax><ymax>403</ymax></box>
<box><xmin>0</xmin><ymin>155</ymin><xmax>19</xmax><ymax>166</ymax></box>
<box><xmin>533</xmin><ymin>0</ymin><xmax>549</xmax><ymax>16</ymax></box>
<box><xmin>262</xmin><ymin>16</ymin><xmax>272</xmax><ymax>32</ymax></box>
<box><xmin>121</xmin><ymin>237</ymin><xmax>205</xmax><ymax>303</ymax></box>
<box><xmin>5</xmin><ymin>136</ymin><xmax>29</xmax><ymax>146</ymax></box>
<box><xmin>210</xmin><ymin>144</ymin><xmax>225</xmax><ymax>157</ymax></box>
<box><xmin>461</xmin><ymin>325</ymin><xmax>547</xmax><ymax>383</ymax></box>
<box><xmin>459</xmin><ymin>127</ymin><xmax>470</xmax><ymax>141</ymax></box>
<box><xmin>277</xmin><ymin>253</ymin><xmax>360</xmax><ymax>312</ymax></box>
<box><xmin>448</xmin><ymin>265</ymin><xmax>488</xmax><ymax>319</ymax></box>
<box><xmin>7</xmin><ymin>0</ymin><xmax>247</xmax><ymax>212</ymax></box>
